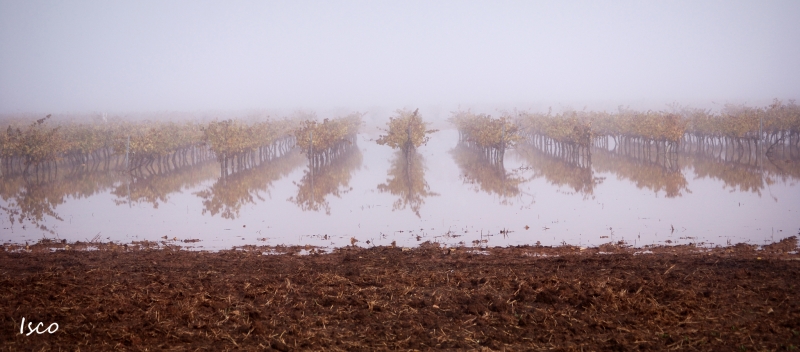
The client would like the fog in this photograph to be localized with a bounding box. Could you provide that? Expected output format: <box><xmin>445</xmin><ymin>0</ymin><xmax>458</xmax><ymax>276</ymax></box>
<box><xmin>1</xmin><ymin>0</ymin><xmax>799</xmax><ymax>116</ymax></box>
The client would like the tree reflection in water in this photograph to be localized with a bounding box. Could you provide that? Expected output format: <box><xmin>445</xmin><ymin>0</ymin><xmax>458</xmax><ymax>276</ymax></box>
<box><xmin>0</xmin><ymin>163</ymin><xmax>120</xmax><ymax>234</ymax></box>
<box><xmin>450</xmin><ymin>142</ymin><xmax>528</xmax><ymax>206</ymax></box>
<box><xmin>113</xmin><ymin>160</ymin><xmax>219</xmax><ymax>208</ymax></box>
<box><xmin>288</xmin><ymin>141</ymin><xmax>362</xmax><ymax>215</ymax></box>
<box><xmin>680</xmin><ymin>140</ymin><xmax>800</xmax><ymax>195</ymax></box>
<box><xmin>195</xmin><ymin>149</ymin><xmax>305</xmax><ymax>219</ymax></box>
<box><xmin>592</xmin><ymin>147</ymin><xmax>690</xmax><ymax>198</ymax></box>
<box><xmin>377</xmin><ymin>149</ymin><xmax>438</xmax><ymax>217</ymax></box>
<box><xmin>514</xmin><ymin>143</ymin><xmax>600</xmax><ymax>198</ymax></box>
<box><xmin>685</xmin><ymin>152</ymin><xmax>769</xmax><ymax>195</ymax></box>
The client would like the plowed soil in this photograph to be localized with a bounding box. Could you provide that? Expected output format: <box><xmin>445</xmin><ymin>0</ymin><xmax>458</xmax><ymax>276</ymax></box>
<box><xmin>1</xmin><ymin>237</ymin><xmax>799</xmax><ymax>351</ymax></box>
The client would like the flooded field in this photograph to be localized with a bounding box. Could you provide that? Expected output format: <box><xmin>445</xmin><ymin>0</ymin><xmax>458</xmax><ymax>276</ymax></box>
<box><xmin>2</xmin><ymin>127</ymin><xmax>798</xmax><ymax>251</ymax></box>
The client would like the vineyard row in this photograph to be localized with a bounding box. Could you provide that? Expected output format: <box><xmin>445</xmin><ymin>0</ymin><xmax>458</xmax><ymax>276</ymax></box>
<box><xmin>517</xmin><ymin>99</ymin><xmax>800</xmax><ymax>147</ymax></box>
<box><xmin>0</xmin><ymin>114</ymin><xmax>364</xmax><ymax>176</ymax></box>
<box><xmin>294</xmin><ymin>114</ymin><xmax>362</xmax><ymax>169</ymax></box>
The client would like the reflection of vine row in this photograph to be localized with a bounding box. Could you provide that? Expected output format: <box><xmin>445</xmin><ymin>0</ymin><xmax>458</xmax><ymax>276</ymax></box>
<box><xmin>592</xmin><ymin>147</ymin><xmax>689</xmax><ymax>198</ymax></box>
<box><xmin>608</xmin><ymin>137</ymin><xmax>679</xmax><ymax>171</ymax></box>
<box><xmin>680</xmin><ymin>132</ymin><xmax>800</xmax><ymax>166</ymax></box>
<box><xmin>195</xmin><ymin>149</ymin><xmax>305</xmax><ymax>219</ymax></box>
<box><xmin>682</xmin><ymin>139</ymin><xmax>800</xmax><ymax>189</ymax></box>
<box><xmin>289</xmin><ymin>139</ymin><xmax>362</xmax><ymax>215</ymax></box>
<box><xmin>683</xmin><ymin>150</ymin><xmax>768</xmax><ymax>194</ymax></box>
<box><xmin>115</xmin><ymin>160</ymin><xmax>220</xmax><ymax>209</ymax></box>
<box><xmin>0</xmin><ymin>161</ymin><xmax>122</xmax><ymax>234</ymax></box>
<box><xmin>450</xmin><ymin>141</ymin><xmax>525</xmax><ymax>204</ymax></box>
<box><xmin>763</xmin><ymin>144</ymin><xmax>800</xmax><ymax>166</ymax></box>
<box><xmin>377</xmin><ymin>150</ymin><xmax>438</xmax><ymax>217</ymax></box>
<box><xmin>519</xmin><ymin>134</ymin><xmax>591</xmax><ymax>169</ymax></box>
<box><xmin>514</xmin><ymin>143</ymin><xmax>598</xmax><ymax>196</ymax></box>
<box><xmin>2</xmin><ymin>156</ymin><xmax>105</xmax><ymax>179</ymax></box>
<box><xmin>450</xmin><ymin>111</ymin><xmax>519</xmax><ymax>165</ymax></box>
<box><xmin>680</xmin><ymin>138</ymin><xmax>761</xmax><ymax>166</ymax></box>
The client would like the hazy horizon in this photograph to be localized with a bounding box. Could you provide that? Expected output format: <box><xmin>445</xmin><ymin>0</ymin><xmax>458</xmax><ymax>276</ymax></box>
<box><xmin>2</xmin><ymin>1</ymin><xmax>799</xmax><ymax>116</ymax></box>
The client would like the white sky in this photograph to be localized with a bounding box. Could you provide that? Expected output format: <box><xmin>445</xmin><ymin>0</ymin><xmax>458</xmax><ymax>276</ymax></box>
<box><xmin>1</xmin><ymin>0</ymin><xmax>799</xmax><ymax>115</ymax></box>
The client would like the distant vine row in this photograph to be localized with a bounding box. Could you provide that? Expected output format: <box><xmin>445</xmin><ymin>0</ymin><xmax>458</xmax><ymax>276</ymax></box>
<box><xmin>294</xmin><ymin>113</ymin><xmax>362</xmax><ymax>169</ymax></box>
<box><xmin>449</xmin><ymin>111</ymin><xmax>519</xmax><ymax>164</ymax></box>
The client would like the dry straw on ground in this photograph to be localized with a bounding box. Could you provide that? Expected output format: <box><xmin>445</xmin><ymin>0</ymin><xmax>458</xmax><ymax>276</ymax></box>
<box><xmin>1</xmin><ymin>237</ymin><xmax>799</xmax><ymax>351</ymax></box>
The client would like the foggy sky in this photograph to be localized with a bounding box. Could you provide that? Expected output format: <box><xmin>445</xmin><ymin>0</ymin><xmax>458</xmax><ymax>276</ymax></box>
<box><xmin>1</xmin><ymin>0</ymin><xmax>799</xmax><ymax>114</ymax></box>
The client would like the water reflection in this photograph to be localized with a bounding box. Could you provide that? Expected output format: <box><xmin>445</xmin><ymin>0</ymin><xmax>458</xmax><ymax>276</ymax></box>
<box><xmin>0</xmin><ymin>162</ymin><xmax>121</xmax><ymax>233</ymax></box>
<box><xmin>592</xmin><ymin>147</ymin><xmax>689</xmax><ymax>198</ymax></box>
<box><xmin>514</xmin><ymin>142</ymin><xmax>600</xmax><ymax>197</ymax></box>
<box><xmin>609</xmin><ymin>137</ymin><xmax>680</xmax><ymax>172</ymax></box>
<box><xmin>764</xmin><ymin>149</ymin><xmax>800</xmax><ymax>181</ymax></box>
<box><xmin>195</xmin><ymin>149</ymin><xmax>305</xmax><ymax>219</ymax></box>
<box><xmin>683</xmin><ymin>143</ymin><xmax>769</xmax><ymax>195</ymax></box>
<box><xmin>681</xmin><ymin>141</ymin><xmax>800</xmax><ymax>196</ymax></box>
<box><xmin>377</xmin><ymin>149</ymin><xmax>438</xmax><ymax>217</ymax></box>
<box><xmin>2</xmin><ymin>128</ymin><xmax>798</xmax><ymax>249</ymax></box>
<box><xmin>450</xmin><ymin>141</ymin><xmax>527</xmax><ymax>205</ymax></box>
<box><xmin>288</xmin><ymin>141</ymin><xmax>363</xmax><ymax>215</ymax></box>
<box><xmin>116</xmin><ymin>161</ymin><xmax>219</xmax><ymax>208</ymax></box>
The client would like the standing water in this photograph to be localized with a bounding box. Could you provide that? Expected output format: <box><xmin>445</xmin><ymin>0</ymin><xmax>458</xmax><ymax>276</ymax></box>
<box><xmin>1</xmin><ymin>128</ymin><xmax>798</xmax><ymax>251</ymax></box>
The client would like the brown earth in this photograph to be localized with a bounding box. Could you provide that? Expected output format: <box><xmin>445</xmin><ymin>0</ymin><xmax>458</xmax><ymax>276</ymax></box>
<box><xmin>1</xmin><ymin>237</ymin><xmax>799</xmax><ymax>351</ymax></box>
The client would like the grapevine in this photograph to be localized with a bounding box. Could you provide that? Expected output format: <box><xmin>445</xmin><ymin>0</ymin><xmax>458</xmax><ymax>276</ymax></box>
<box><xmin>449</xmin><ymin>111</ymin><xmax>519</xmax><ymax>165</ymax></box>
<box><xmin>294</xmin><ymin>113</ymin><xmax>362</xmax><ymax>170</ymax></box>
<box><xmin>202</xmin><ymin>119</ymin><xmax>297</xmax><ymax>177</ymax></box>
<box><xmin>376</xmin><ymin>109</ymin><xmax>438</xmax><ymax>153</ymax></box>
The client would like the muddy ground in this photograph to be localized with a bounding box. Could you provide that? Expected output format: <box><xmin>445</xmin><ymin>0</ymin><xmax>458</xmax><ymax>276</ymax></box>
<box><xmin>1</xmin><ymin>238</ymin><xmax>799</xmax><ymax>351</ymax></box>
